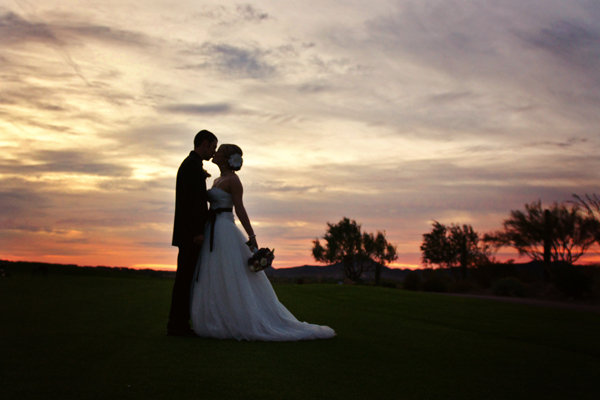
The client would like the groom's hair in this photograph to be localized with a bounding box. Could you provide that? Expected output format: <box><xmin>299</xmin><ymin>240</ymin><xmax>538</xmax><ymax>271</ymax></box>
<box><xmin>194</xmin><ymin>130</ymin><xmax>217</xmax><ymax>148</ymax></box>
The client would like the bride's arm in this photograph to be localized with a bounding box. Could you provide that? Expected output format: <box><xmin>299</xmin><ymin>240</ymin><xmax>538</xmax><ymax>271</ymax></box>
<box><xmin>230</xmin><ymin>175</ymin><xmax>258</xmax><ymax>249</ymax></box>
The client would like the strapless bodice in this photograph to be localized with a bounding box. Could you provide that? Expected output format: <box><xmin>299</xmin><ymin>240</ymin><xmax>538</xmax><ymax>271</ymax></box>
<box><xmin>208</xmin><ymin>187</ymin><xmax>234</xmax><ymax>209</ymax></box>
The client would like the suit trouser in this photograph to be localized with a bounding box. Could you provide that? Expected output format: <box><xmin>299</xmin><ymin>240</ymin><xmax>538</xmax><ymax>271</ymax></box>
<box><xmin>168</xmin><ymin>244</ymin><xmax>200</xmax><ymax>330</ymax></box>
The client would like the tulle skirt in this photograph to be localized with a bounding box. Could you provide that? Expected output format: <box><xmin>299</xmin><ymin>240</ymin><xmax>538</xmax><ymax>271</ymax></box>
<box><xmin>190</xmin><ymin>213</ymin><xmax>335</xmax><ymax>341</ymax></box>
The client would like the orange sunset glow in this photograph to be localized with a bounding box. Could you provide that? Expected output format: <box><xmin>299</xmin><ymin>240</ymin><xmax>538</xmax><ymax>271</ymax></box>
<box><xmin>1</xmin><ymin>1</ymin><xmax>599</xmax><ymax>270</ymax></box>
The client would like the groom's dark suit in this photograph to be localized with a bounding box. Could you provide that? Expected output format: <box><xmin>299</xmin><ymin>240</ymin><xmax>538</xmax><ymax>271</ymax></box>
<box><xmin>168</xmin><ymin>150</ymin><xmax>209</xmax><ymax>333</ymax></box>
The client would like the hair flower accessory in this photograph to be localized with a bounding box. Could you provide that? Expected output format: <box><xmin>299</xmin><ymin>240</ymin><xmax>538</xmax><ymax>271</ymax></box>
<box><xmin>228</xmin><ymin>153</ymin><xmax>243</xmax><ymax>169</ymax></box>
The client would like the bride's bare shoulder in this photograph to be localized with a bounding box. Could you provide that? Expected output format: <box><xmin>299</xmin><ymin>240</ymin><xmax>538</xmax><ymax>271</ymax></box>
<box><xmin>212</xmin><ymin>174</ymin><xmax>242</xmax><ymax>195</ymax></box>
<box><xmin>229</xmin><ymin>174</ymin><xmax>243</xmax><ymax>191</ymax></box>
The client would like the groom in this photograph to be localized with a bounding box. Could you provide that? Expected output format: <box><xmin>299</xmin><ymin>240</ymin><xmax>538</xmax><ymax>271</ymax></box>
<box><xmin>168</xmin><ymin>129</ymin><xmax>218</xmax><ymax>336</ymax></box>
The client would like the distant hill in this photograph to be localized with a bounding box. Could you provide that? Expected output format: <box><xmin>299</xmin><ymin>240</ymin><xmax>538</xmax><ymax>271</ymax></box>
<box><xmin>0</xmin><ymin>259</ymin><xmax>176</xmax><ymax>279</ymax></box>
<box><xmin>266</xmin><ymin>263</ymin><xmax>411</xmax><ymax>282</ymax></box>
<box><xmin>0</xmin><ymin>259</ymin><xmax>411</xmax><ymax>282</ymax></box>
<box><xmin>3</xmin><ymin>259</ymin><xmax>596</xmax><ymax>285</ymax></box>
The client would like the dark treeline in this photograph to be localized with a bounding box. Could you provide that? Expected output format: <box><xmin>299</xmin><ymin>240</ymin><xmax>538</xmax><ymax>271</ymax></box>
<box><xmin>415</xmin><ymin>194</ymin><xmax>600</xmax><ymax>302</ymax></box>
<box><xmin>0</xmin><ymin>259</ymin><xmax>175</xmax><ymax>279</ymax></box>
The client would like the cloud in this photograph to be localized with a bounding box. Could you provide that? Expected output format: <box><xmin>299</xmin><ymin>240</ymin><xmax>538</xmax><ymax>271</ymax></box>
<box><xmin>519</xmin><ymin>19</ymin><xmax>600</xmax><ymax>69</ymax></box>
<box><xmin>55</xmin><ymin>216</ymin><xmax>135</xmax><ymax>228</ymax></box>
<box><xmin>1</xmin><ymin>1</ymin><xmax>599</xmax><ymax>268</ymax></box>
<box><xmin>195</xmin><ymin>3</ymin><xmax>270</xmax><ymax>26</ymax></box>
<box><xmin>1</xmin><ymin>85</ymin><xmax>69</xmax><ymax>112</ymax></box>
<box><xmin>0</xmin><ymin>10</ymin><xmax>151</xmax><ymax>48</ymax></box>
<box><xmin>159</xmin><ymin>103</ymin><xmax>233</xmax><ymax>115</ymax></box>
<box><xmin>103</xmin><ymin>123</ymin><xmax>198</xmax><ymax>156</ymax></box>
<box><xmin>523</xmin><ymin>137</ymin><xmax>590</xmax><ymax>149</ymax></box>
<box><xmin>61</xmin><ymin>23</ymin><xmax>152</xmax><ymax>47</ymax></box>
<box><xmin>0</xmin><ymin>8</ymin><xmax>155</xmax><ymax>86</ymax></box>
<box><xmin>0</xmin><ymin>185</ymin><xmax>48</xmax><ymax>215</ymax></box>
<box><xmin>0</xmin><ymin>11</ymin><xmax>58</xmax><ymax>44</ymax></box>
<box><xmin>0</xmin><ymin>10</ymin><xmax>91</xmax><ymax>83</ymax></box>
<box><xmin>181</xmin><ymin>42</ymin><xmax>277</xmax><ymax>79</ymax></box>
<box><xmin>0</xmin><ymin>149</ymin><xmax>132</xmax><ymax>177</ymax></box>
<box><xmin>34</xmin><ymin>150</ymin><xmax>132</xmax><ymax>176</ymax></box>
<box><xmin>427</xmin><ymin>91</ymin><xmax>476</xmax><ymax>104</ymax></box>
<box><xmin>235</xmin><ymin>4</ymin><xmax>270</xmax><ymax>22</ymax></box>
<box><xmin>136</xmin><ymin>241</ymin><xmax>172</xmax><ymax>249</ymax></box>
<box><xmin>347</xmin><ymin>0</ymin><xmax>600</xmax><ymax>137</ymax></box>
<box><xmin>96</xmin><ymin>176</ymin><xmax>174</xmax><ymax>193</ymax></box>
<box><xmin>0</xmin><ymin>171</ymin><xmax>174</xmax><ymax>246</ymax></box>
<box><xmin>244</xmin><ymin>151</ymin><xmax>600</xmax><ymax>230</ymax></box>
<box><xmin>251</xmin><ymin>180</ymin><xmax>324</xmax><ymax>194</ymax></box>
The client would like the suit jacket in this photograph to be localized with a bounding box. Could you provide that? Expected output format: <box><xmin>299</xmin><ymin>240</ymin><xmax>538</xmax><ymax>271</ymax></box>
<box><xmin>172</xmin><ymin>151</ymin><xmax>209</xmax><ymax>247</ymax></box>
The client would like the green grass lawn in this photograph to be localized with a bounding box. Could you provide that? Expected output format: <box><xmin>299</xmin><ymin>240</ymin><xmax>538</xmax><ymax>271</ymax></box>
<box><xmin>1</xmin><ymin>271</ymin><xmax>599</xmax><ymax>400</ymax></box>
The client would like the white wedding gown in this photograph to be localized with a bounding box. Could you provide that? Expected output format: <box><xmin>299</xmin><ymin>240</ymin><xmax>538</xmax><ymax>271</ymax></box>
<box><xmin>190</xmin><ymin>187</ymin><xmax>336</xmax><ymax>341</ymax></box>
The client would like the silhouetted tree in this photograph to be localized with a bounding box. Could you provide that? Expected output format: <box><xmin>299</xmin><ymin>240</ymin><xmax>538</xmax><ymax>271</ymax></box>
<box><xmin>364</xmin><ymin>231</ymin><xmax>398</xmax><ymax>285</ymax></box>
<box><xmin>312</xmin><ymin>218</ymin><xmax>368</xmax><ymax>282</ymax></box>
<box><xmin>485</xmin><ymin>200</ymin><xmax>599</xmax><ymax>265</ymax></box>
<box><xmin>312</xmin><ymin>218</ymin><xmax>397</xmax><ymax>283</ymax></box>
<box><xmin>421</xmin><ymin>221</ymin><xmax>491</xmax><ymax>278</ymax></box>
<box><xmin>572</xmin><ymin>193</ymin><xmax>600</xmax><ymax>244</ymax></box>
<box><xmin>420</xmin><ymin>222</ymin><xmax>455</xmax><ymax>268</ymax></box>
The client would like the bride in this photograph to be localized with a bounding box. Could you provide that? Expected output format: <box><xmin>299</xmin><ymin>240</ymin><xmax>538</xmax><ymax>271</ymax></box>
<box><xmin>190</xmin><ymin>144</ymin><xmax>335</xmax><ymax>341</ymax></box>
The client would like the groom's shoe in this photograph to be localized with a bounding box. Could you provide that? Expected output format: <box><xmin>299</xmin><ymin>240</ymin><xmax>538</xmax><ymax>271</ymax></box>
<box><xmin>167</xmin><ymin>327</ymin><xmax>197</xmax><ymax>337</ymax></box>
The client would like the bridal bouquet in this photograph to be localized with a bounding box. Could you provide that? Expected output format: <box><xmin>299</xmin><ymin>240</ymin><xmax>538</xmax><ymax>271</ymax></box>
<box><xmin>248</xmin><ymin>247</ymin><xmax>275</xmax><ymax>272</ymax></box>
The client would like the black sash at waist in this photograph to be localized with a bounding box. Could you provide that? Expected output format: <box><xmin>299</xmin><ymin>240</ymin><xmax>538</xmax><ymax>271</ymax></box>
<box><xmin>208</xmin><ymin>208</ymin><xmax>233</xmax><ymax>252</ymax></box>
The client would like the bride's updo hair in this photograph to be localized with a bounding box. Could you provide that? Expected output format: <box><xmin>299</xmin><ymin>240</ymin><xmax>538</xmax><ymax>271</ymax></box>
<box><xmin>220</xmin><ymin>144</ymin><xmax>243</xmax><ymax>171</ymax></box>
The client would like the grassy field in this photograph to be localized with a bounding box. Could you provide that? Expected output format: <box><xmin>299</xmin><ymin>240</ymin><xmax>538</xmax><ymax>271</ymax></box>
<box><xmin>1</xmin><ymin>269</ymin><xmax>600</xmax><ymax>400</ymax></box>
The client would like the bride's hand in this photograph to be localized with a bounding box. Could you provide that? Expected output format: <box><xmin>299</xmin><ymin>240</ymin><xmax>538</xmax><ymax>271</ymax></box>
<box><xmin>248</xmin><ymin>236</ymin><xmax>258</xmax><ymax>250</ymax></box>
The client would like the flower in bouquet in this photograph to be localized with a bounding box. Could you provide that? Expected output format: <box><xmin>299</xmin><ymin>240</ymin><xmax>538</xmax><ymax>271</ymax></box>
<box><xmin>248</xmin><ymin>247</ymin><xmax>275</xmax><ymax>272</ymax></box>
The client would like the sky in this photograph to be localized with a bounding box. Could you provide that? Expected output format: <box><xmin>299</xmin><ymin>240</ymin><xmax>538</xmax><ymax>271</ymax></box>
<box><xmin>1</xmin><ymin>0</ymin><xmax>599</xmax><ymax>270</ymax></box>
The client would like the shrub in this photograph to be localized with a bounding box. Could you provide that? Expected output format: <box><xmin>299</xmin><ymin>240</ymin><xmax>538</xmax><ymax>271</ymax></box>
<box><xmin>379</xmin><ymin>280</ymin><xmax>399</xmax><ymax>289</ymax></box>
<box><xmin>492</xmin><ymin>277</ymin><xmax>526</xmax><ymax>297</ymax></box>
<box><xmin>450</xmin><ymin>279</ymin><xmax>477</xmax><ymax>293</ymax></box>
<box><xmin>421</xmin><ymin>274</ymin><xmax>449</xmax><ymax>293</ymax></box>
<box><xmin>403</xmin><ymin>271</ymin><xmax>421</xmax><ymax>291</ymax></box>
<box><xmin>551</xmin><ymin>265</ymin><xmax>592</xmax><ymax>299</ymax></box>
<box><xmin>472</xmin><ymin>262</ymin><xmax>517</xmax><ymax>288</ymax></box>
